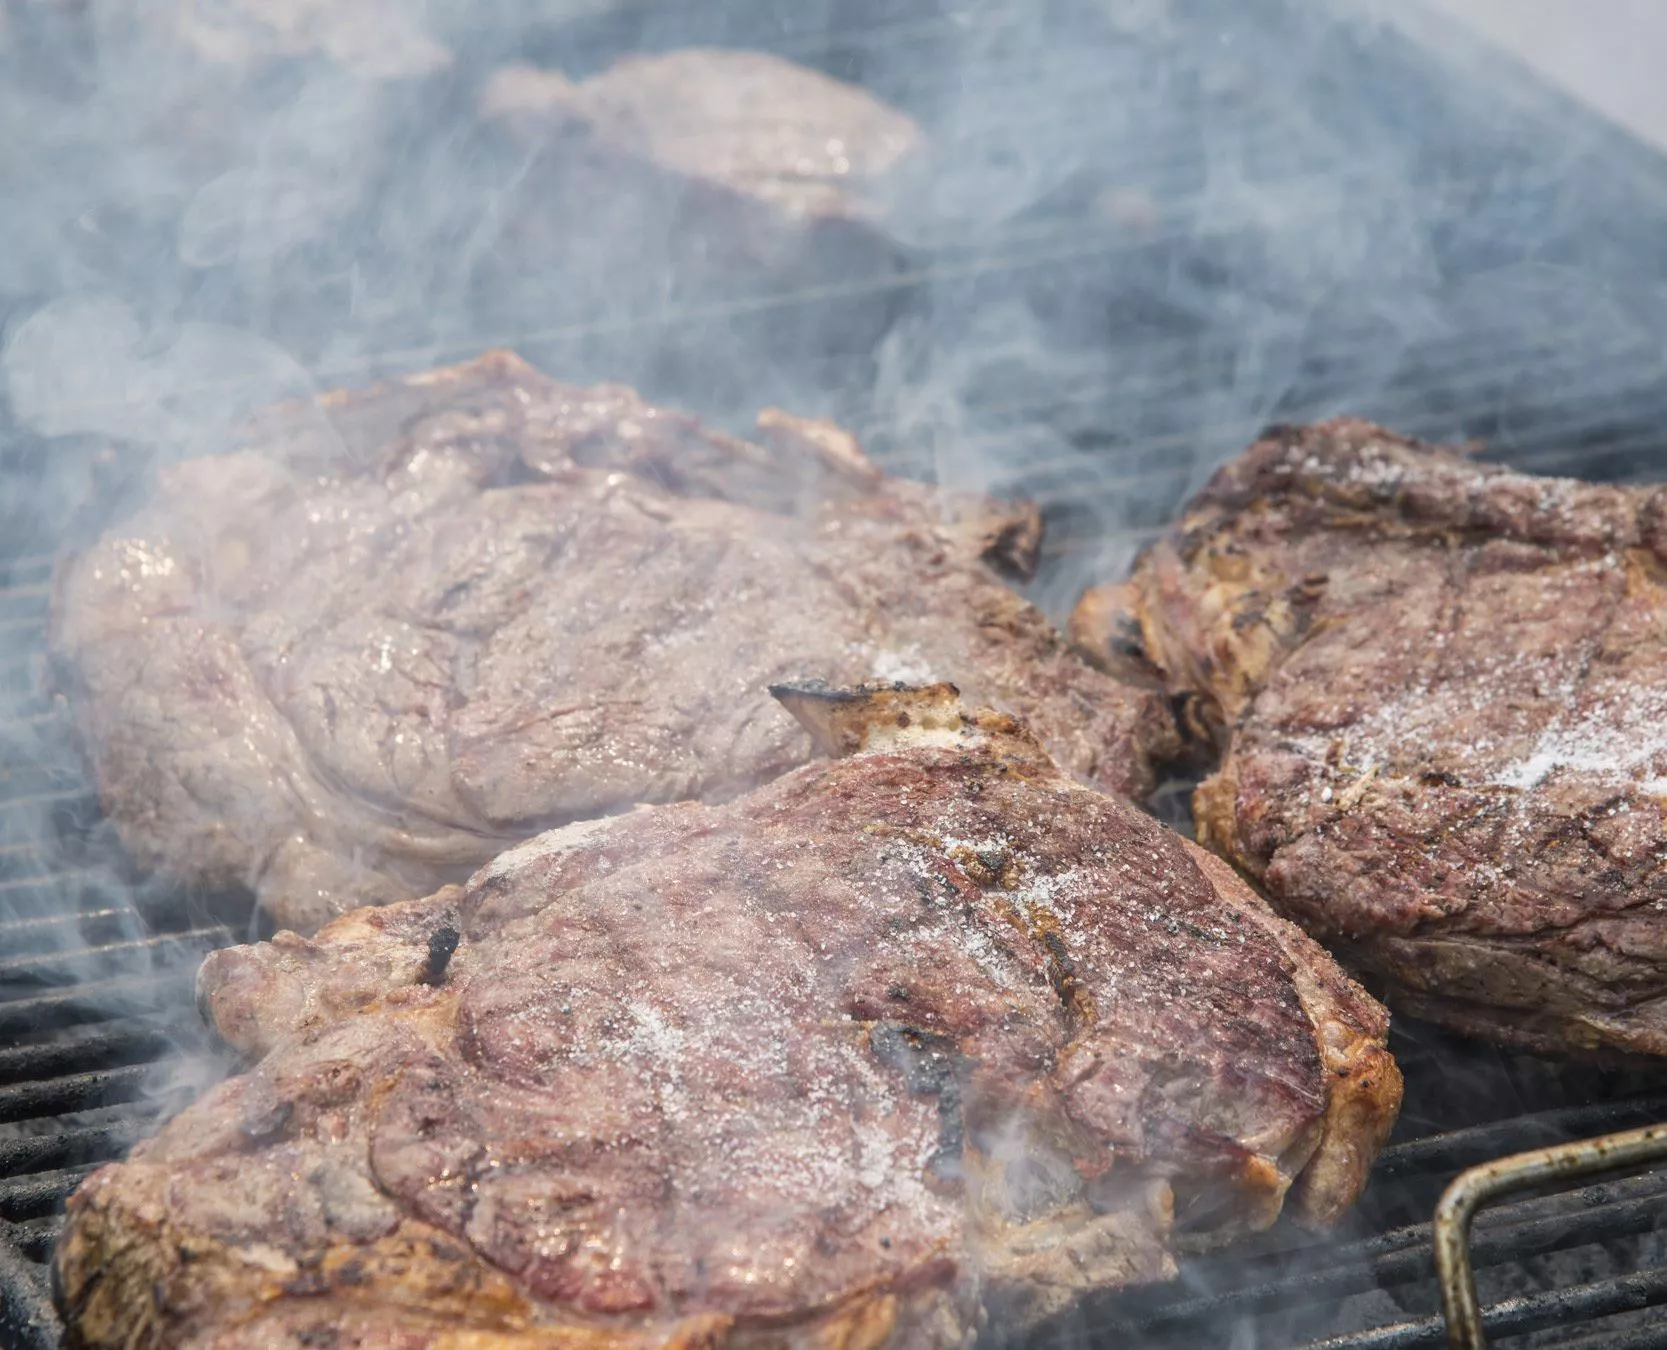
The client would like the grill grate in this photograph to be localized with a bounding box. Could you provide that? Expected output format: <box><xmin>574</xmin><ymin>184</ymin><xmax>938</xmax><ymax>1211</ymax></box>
<box><xmin>0</xmin><ymin>553</ymin><xmax>240</xmax><ymax>1350</ymax></box>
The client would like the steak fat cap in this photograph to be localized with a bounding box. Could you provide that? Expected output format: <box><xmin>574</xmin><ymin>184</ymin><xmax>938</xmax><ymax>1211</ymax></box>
<box><xmin>769</xmin><ymin>679</ymin><xmax>1052</xmax><ymax>768</ymax></box>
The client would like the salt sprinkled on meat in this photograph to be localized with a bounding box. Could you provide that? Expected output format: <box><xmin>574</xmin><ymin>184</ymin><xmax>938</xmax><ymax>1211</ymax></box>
<box><xmin>61</xmin><ymin>684</ymin><xmax>1397</xmax><ymax>1347</ymax></box>
<box><xmin>1492</xmin><ymin>686</ymin><xmax>1667</xmax><ymax>790</ymax></box>
<box><xmin>1094</xmin><ymin>417</ymin><xmax>1667</xmax><ymax>1060</ymax></box>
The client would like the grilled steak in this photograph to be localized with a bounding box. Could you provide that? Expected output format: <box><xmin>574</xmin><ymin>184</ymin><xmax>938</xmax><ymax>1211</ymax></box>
<box><xmin>49</xmin><ymin>351</ymin><xmax>1178</xmax><ymax>935</ymax></box>
<box><xmin>56</xmin><ymin>684</ymin><xmax>1400</xmax><ymax>1350</ymax></box>
<box><xmin>481</xmin><ymin>49</ymin><xmax>921</xmax><ymax>224</ymax></box>
<box><xmin>475</xmin><ymin>49</ymin><xmax>921</xmax><ymax>361</ymax></box>
<box><xmin>1073</xmin><ymin>419</ymin><xmax>1667</xmax><ymax>1060</ymax></box>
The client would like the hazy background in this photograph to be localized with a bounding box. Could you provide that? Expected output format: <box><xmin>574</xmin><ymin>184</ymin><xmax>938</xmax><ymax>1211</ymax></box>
<box><xmin>1423</xmin><ymin>0</ymin><xmax>1667</xmax><ymax>152</ymax></box>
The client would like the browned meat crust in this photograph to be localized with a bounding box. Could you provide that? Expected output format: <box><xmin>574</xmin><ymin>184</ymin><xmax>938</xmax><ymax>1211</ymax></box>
<box><xmin>1073</xmin><ymin>418</ymin><xmax>1667</xmax><ymax>1060</ymax></box>
<box><xmin>50</xmin><ymin>351</ymin><xmax>1177</xmax><ymax>935</ymax></box>
<box><xmin>56</xmin><ymin>686</ymin><xmax>1397</xmax><ymax>1350</ymax></box>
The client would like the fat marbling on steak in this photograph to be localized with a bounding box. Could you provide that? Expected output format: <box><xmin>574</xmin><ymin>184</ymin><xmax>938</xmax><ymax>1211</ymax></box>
<box><xmin>1072</xmin><ymin>418</ymin><xmax>1667</xmax><ymax>1060</ymax></box>
<box><xmin>50</xmin><ymin>351</ymin><xmax>1178</xmax><ymax>935</ymax></box>
<box><xmin>56</xmin><ymin>684</ymin><xmax>1400</xmax><ymax>1350</ymax></box>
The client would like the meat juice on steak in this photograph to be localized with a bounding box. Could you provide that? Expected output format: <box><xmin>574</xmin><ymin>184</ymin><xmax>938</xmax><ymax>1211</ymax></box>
<box><xmin>55</xmin><ymin>684</ymin><xmax>1400</xmax><ymax>1350</ymax></box>
<box><xmin>49</xmin><ymin>351</ymin><xmax>1179</xmax><ymax>935</ymax></box>
<box><xmin>1073</xmin><ymin>418</ymin><xmax>1667</xmax><ymax>1060</ymax></box>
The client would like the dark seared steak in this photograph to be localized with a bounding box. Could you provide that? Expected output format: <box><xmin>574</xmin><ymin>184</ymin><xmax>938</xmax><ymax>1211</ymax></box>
<box><xmin>1073</xmin><ymin>419</ymin><xmax>1667</xmax><ymax>1060</ymax></box>
<box><xmin>50</xmin><ymin>351</ymin><xmax>1178</xmax><ymax>934</ymax></box>
<box><xmin>56</xmin><ymin>686</ymin><xmax>1399</xmax><ymax>1350</ymax></box>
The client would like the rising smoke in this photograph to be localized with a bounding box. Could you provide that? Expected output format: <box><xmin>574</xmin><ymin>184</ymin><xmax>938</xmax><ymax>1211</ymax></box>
<box><xmin>7</xmin><ymin>0</ymin><xmax>1667</xmax><ymax>573</ymax></box>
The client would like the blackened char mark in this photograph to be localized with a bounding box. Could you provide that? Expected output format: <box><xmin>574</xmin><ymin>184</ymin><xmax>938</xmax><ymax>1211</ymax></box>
<box><xmin>869</xmin><ymin>1022</ymin><xmax>967</xmax><ymax>1180</ymax></box>
<box><xmin>421</xmin><ymin>925</ymin><xmax>462</xmax><ymax>986</ymax></box>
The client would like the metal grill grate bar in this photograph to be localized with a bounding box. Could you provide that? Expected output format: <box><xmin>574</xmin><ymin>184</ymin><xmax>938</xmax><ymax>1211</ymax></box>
<box><xmin>0</xmin><ymin>907</ymin><xmax>148</xmax><ymax>958</ymax></box>
<box><xmin>0</xmin><ymin>1064</ymin><xmax>155</xmax><ymax>1126</ymax></box>
<box><xmin>0</xmin><ymin>1227</ymin><xmax>57</xmax><ymax>1350</ymax></box>
<box><xmin>1299</xmin><ymin>1267</ymin><xmax>1667</xmax><ymax>1350</ymax></box>
<box><xmin>0</xmin><ymin>971</ymin><xmax>200</xmax><ymax>1038</ymax></box>
<box><xmin>0</xmin><ymin>793</ymin><xmax>97</xmax><ymax>824</ymax></box>
<box><xmin>0</xmin><ymin>1023</ymin><xmax>176</xmax><ymax>1085</ymax></box>
<box><xmin>0</xmin><ymin>869</ymin><xmax>104</xmax><ymax>903</ymax></box>
<box><xmin>0</xmin><ymin>1118</ymin><xmax>156</xmax><ymax>1180</ymax></box>
<box><xmin>8</xmin><ymin>1218</ymin><xmax>56</xmax><ymax>1264</ymax></box>
<box><xmin>1535</xmin><ymin>1322</ymin><xmax>1667</xmax><ymax>1350</ymax></box>
<box><xmin>0</xmin><ymin>1167</ymin><xmax>99</xmax><ymax>1223</ymax></box>
<box><xmin>1375</xmin><ymin>1097</ymin><xmax>1667</xmax><ymax>1181</ymax></box>
<box><xmin>0</xmin><ymin>584</ymin><xmax>49</xmax><ymax>622</ymax></box>
<box><xmin>0</xmin><ymin>556</ymin><xmax>55</xmax><ymax>584</ymax></box>
<box><xmin>0</xmin><ymin>929</ymin><xmax>229</xmax><ymax>989</ymax></box>
<box><xmin>1092</xmin><ymin>1170</ymin><xmax>1667</xmax><ymax>1339</ymax></box>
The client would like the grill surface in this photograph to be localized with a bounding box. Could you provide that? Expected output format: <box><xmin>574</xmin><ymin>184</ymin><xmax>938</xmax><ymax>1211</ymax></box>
<box><xmin>7</xmin><ymin>1</ymin><xmax>1667</xmax><ymax>1347</ymax></box>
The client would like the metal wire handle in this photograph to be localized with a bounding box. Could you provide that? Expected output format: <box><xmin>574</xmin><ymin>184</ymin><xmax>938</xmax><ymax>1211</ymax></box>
<box><xmin>1433</xmin><ymin>1121</ymin><xmax>1667</xmax><ymax>1349</ymax></box>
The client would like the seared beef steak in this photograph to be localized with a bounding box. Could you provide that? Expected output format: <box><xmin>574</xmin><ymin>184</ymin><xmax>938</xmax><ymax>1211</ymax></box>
<box><xmin>56</xmin><ymin>685</ymin><xmax>1399</xmax><ymax>1350</ymax></box>
<box><xmin>1073</xmin><ymin>419</ymin><xmax>1667</xmax><ymax>1059</ymax></box>
<box><xmin>50</xmin><ymin>351</ymin><xmax>1177</xmax><ymax>934</ymax></box>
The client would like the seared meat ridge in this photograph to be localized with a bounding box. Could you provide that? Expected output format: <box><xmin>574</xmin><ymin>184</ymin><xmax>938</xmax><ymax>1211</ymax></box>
<box><xmin>1073</xmin><ymin>418</ymin><xmax>1667</xmax><ymax>1059</ymax></box>
<box><xmin>50</xmin><ymin>350</ymin><xmax>1178</xmax><ymax>934</ymax></box>
<box><xmin>56</xmin><ymin>684</ymin><xmax>1399</xmax><ymax>1350</ymax></box>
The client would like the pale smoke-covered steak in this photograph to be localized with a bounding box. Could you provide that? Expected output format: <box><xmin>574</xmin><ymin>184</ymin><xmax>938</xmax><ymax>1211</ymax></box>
<box><xmin>480</xmin><ymin>48</ymin><xmax>921</xmax><ymax>224</ymax></box>
<box><xmin>1072</xmin><ymin>419</ymin><xmax>1667</xmax><ymax>1060</ymax></box>
<box><xmin>56</xmin><ymin>685</ymin><xmax>1400</xmax><ymax>1350</ymax></box>
<box><xmin>50</xmin><ymin>351</ymin><xmax>1178</xmax><ymax>935</ymax></box>
<box><xmin>477</xmin><ymin>49</ymin><xmax>921</xmax><ymax>347</ymax></box>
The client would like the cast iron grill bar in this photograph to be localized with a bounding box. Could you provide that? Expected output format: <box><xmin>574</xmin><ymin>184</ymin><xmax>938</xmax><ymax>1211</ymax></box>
<box><xmin>0</xmin><ymin>1168</ymin><xmax>100</xmax><ymax>1224</ymax></box>
<box><xmin>1296</xmin><ymin>1267</ymin><xmax>1667</xmax><ymax>1350</ymax></box>
<box><xmin>0</xmin><ymin>929</ymin><xmax>229</xmax><ymax>988</ymax></box>
<box><xmin>1086</xmin><ymin>1169</ymin><xmax>1667</xmax><ymax>1339</ymax></box>
<box><xmin>0</xmin><ymin>589</ymin><xmax>48</xmax><ymax>622</ymax></box>
<box><xmin>0</xmin><ymin>1064</ymin><xmax>155</xmax><ymax>1126</ymax></box>
<box><xmin>1375</xmin><ymin>1098</ymin><xmax>1667</xmax><ymax>1180</ymax></box>
<box><xmin>0</xmin><ymin>971</ymin><xmax>201</xmax><ymax>1037</ymax></box>
<box><xmin>0</xmin><ymin>555</ymin><xmax>54</xmax><ymax>580</ymax></box>
<box><xmin>0</xmin><ymin>767</ymin><xmax>85</xmax><ymax>799</ymax></box>
<box><xmin>0</xmin><ymin>907</ymin><xmax>149</xmax><ymax>958</ymax></box>
<box><xmin>0</xmin><ymin>1227</ymin><xmax>56</xmax><ymax>1350</ymax></box>
<box><xmin>0</xmin><ymin>786</ymin><xmax>96</xmax><ymax>813</ymax></box>
<box><xmin>0</xmin><ymin>1119</ymin><xmax>156</xmax><ymax>1180</ymax></box>
<box><xmin>0</xmin><ymin>1024</ymin><xmax>177</xmax><ymax>1086</ymax></box>
<box><xmin>1535</xmin><ymin>1324</ymin><xmax>1667</xmax><ymax>1350</ymax></box>
<box><xmin>8</xmin><ymin>1219</ymin><xmax>56</xmax><ymax>1264</ymax></box>
<box><xmin>1435</xmin><ymin>1124</ymin><xmax>1667</xmax><ymax>1348</ymax></box>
